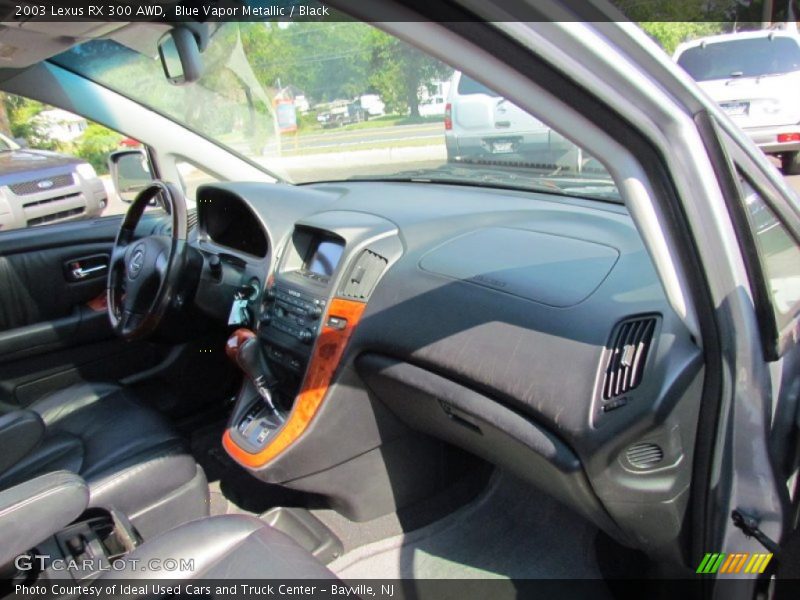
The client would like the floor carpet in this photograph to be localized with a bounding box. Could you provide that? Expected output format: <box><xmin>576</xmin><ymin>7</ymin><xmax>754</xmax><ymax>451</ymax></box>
<box><xmin>329</xmin><ymin>473</ymin><xmax>607</xmax><ymax>582</ymax></box>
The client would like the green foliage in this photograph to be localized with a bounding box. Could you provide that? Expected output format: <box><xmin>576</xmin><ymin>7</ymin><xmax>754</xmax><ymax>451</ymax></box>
<box><xmin>239</xmin><ymin>22</ymin><xmax>452</xmax><ymax>117</ymax></box>
<box><xmin>366</xmin><ymin>28</ymin><xmax>452</xmax><ymax>117</ymax></box>
<box><xmin>615</xmin><ymin>0</ymin><xmax>743</xmax><ymax>22</ymax></box>
<box><xmin>240</xmin><ymin>22</ymin><xmax>374</xmax><ymax>103</ymax></box>
<box><xmin>4</xmin><ymin>95</ymin><xmax>60</xmax><ymax>150</ymax></box>
<box><xmin>73</xmin><ymin>123</ymin><xmax>123</xmax><ymax>175</ymax></box>
<box><xmin>616</xmin><ymin>0</ymin><xmax>792</xmax><ymax>25</ymax></box>
<box><xmin>297</xmin><ymin>111</ymin><xmax>320</xmax><ymax>132</ymax></box>
<box><xmin>639</xmin><ymin>22</ymin><xmax>727</xmax><ymax>54</ymax></box>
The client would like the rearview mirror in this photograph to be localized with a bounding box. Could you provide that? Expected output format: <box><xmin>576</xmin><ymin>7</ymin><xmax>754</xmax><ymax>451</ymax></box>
<box><xmin>158</xmin><ymin>27</ymin><xmax>203</xmax><ymax>85</ymax></box>
<box><xmin>108</xmin><ymin>149</ymin><xmax>154</xmax><ymax>204</ymax></box>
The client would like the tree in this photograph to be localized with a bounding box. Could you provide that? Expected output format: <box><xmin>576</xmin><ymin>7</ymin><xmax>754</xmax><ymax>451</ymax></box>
<box><xmin>0</xmin><ymin>93</ymin><xmax>11</xmax><ymax>137</ymax></box>
<box><xmin>367</xmin><ymin>30</ymin><xmax>451</xmax><ymax>117</ymax></box>
<box><xmin>614</xmin><ymin>0</ymin><xmax>747</xmax><ymax>22</ymax></box>
<box><xmin>639</xmin><ymin>22</ymin><xmax>727</xmax><ymax>54</ymax></box>
<box><xmin>73</xmin><ymin>123</ymin><xmax>122</xmax><ymax>174</ymax></box>
<box><xmin>3</xmin><ymin>94</ymin><xmax>60</xmax><ymax>150</ymax></box>
<box><xmin>240</xmin><ymin>22</ymin><xmax>374</xmax><ymax>103</ymax></box>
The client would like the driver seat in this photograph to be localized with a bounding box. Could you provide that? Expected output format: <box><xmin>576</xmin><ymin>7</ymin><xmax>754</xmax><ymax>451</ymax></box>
<box><xmin>0</xmin><ymin>381</ymin><xmax>209</xmax><ymax>538</ymax></box>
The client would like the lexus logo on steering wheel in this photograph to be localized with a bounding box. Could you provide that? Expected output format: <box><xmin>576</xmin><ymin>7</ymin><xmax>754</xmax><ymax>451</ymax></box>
<box><xmin>128</xmin><ymin>246</ymin><xmax>146</xmax><ymax>279</ymax></box>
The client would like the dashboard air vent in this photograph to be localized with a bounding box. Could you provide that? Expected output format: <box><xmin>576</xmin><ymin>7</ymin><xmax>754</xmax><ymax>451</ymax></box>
<box><xmin>602</xmin><ymin>317</ymin><xmax>656</xmax><ymax>400</ymax></box>
<box><xmin>625</xmin><ymin>443</ymin><xmax>664</xmax><ymax>469</ymax></box>
<box><xmin>187</xmin><ymin>209</ymin><xmax>198</xmax><ymax>232</ymax></box>
<box><xmin>340</xmin><ymin>250</ymin><xmax>388</xmax><ymax>300</ymax></box>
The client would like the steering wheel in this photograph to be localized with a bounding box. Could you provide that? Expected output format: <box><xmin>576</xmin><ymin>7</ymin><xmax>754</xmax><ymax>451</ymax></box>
<box><xmin>107</xmin><ymin>181</ymin><xmax>189</xmax><ymax>340</ymax></box>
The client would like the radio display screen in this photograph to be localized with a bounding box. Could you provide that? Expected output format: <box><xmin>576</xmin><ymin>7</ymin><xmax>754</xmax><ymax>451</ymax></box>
<box><xmin>305</xmin><ymin>239</ymin><xmax>344</xmax><ymax>277</ymax></box>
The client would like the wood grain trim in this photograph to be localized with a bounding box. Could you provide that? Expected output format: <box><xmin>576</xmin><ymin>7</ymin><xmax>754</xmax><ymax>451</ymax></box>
<box><xmin>223</xmin><ymin>297</ymin><xmax>366</xmax><ymax>468</ymax></box>
<box><xmin>225</xmin><ymin>328</ymin><xmax>256</xmax><ymax>362</ymax></box>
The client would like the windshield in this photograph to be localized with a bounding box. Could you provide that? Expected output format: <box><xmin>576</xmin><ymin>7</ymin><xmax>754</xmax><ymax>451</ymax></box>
<box><xmin>677</xmin><ymin>36</ymin><xmax>800</xmax><ymax>81</ymax></box>
<box><xmin>52</xmin><ymin>22</ymin><xmax>617</xmax><ymax>201</ymax></box>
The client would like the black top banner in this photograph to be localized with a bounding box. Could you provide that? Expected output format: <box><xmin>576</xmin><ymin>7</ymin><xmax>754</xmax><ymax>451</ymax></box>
<box><xmin>1</xmin><ymin>0</ymin><xmax>798</xmax><ymax>23</ymax></box>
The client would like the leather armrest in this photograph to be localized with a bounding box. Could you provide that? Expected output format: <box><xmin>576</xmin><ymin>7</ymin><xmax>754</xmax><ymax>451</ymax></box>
<box><xmin>0</xmin><ymin>471</ymin><xmax>89</xmax><ymax>567</ymax></box>
<box><xmin>0</xmin><ymin>410</ymin><xmax>45</xmax><ymax>475</ymax></box>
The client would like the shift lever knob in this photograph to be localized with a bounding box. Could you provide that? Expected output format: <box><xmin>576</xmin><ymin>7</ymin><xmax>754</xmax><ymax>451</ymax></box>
<box><xmin>226</xmin><ymin>328</ymin><xmax>281</xmax><ymax>417</ymax></box>
<box><xmin>236</xmin><ymin>337</ymin><xmax>279</xmax><ymax>390</ymax></box>
<box><xmin>225</xmin><ymin>328</ymin><xmax>256</xmax><ymax>362</ymax></box>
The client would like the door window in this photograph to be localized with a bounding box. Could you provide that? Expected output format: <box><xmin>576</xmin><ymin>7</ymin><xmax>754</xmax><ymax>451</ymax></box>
<box><xmin>738</xmin><ymin>172</ymin><xmax>800</xmax><ymax>333</ymax></box>
<box><xmin>0</xmin><ymin>93</ymin><xmax>138</xmax><ymax>233</ymax></box>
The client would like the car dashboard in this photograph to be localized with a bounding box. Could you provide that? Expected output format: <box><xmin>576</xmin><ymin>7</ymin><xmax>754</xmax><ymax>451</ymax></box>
<box><xmin>192</xmin><ymin>179</ymin><xmax>704</xmax><ymax>560</ymax></box>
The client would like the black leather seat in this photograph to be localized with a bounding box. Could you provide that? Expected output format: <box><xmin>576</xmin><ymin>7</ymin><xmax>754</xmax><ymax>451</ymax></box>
<box><xmin>97</xmin><ymin>515</ymin><xmax>337</xmax><ymax>581</ymax></box>
<box><xmin>0</xmin><ymin>382</ymin><xmax>209</xmax><ymax>538</ymax></box>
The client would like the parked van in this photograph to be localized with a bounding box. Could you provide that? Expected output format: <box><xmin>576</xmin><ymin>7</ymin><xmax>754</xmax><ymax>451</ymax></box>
<box><xmin>675</xmin><ymin>28</ymin><xmax>800</xmax><ymax>174</ymax></box>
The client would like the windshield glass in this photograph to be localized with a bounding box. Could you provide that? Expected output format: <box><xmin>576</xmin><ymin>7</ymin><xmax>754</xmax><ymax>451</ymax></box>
<box><xmin>677</xmin><ymin>36</ymin><xmax>800</xmax><ymax>81</ymax></box>
<box><xmin>52</xmin><ymin>22</ymin><xmax>617</xmax><ymax>201</ymax></box>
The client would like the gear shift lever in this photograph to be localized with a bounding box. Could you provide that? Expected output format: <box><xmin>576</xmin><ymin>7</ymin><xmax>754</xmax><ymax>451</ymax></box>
<box><xmin>226</xmin><ymin>329</ymin><xmax>283</xmax><ymax>420</ymax></box>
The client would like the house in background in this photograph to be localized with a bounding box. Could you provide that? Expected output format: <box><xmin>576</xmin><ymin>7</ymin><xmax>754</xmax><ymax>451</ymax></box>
<box><xmin>33</xmin><ymin>109</ymin><xmax>88</xmax><ymax>143</ymax></box>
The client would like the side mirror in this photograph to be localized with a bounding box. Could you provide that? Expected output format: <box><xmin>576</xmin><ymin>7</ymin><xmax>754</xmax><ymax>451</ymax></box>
<box><xmin>108</xmin><ymin>149</ymin><xmax>154</xmax><ymax>204</ymax></box>
<box><xmin>158</xmin><ymin>27</ymin><xmax>203</xmax><ymax>85</ymax></box>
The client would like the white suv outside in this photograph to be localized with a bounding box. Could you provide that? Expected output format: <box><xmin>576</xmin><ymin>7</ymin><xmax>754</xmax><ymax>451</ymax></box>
<box><xmin>444</xmin><ymin>71</ymin><xmax>577</xmax><ymax>170</ymax></box>
<box><xmin>674</xmin><ymin>27</ymin><xmax>800</xmax><ymax>174</ymax></box>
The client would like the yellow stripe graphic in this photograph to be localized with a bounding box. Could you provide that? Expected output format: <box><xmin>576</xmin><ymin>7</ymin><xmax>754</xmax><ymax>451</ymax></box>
<box><xmin>757</xmin><ymin>553</ymin><xmax>773</xmax><ymax>574</ymax></box>
<box><xmin>745</xmin><ymin>554</ymin><xmax>761</xmax><ymax>574</ymax></box>
<box><xmin>744</xmin><ymin>553</ymin><xmax>773</xmax><ymax>574</ymax></box>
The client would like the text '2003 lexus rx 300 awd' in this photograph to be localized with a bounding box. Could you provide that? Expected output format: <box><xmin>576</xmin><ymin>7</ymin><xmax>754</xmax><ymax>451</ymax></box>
<box><xmin>0</xmin><ymin>1</ymin><xmax>799</xmax><ymax>599</ymax></box>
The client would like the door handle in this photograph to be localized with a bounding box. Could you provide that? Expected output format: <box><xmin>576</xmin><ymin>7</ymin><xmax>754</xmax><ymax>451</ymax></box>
<box><xmin>71</xmin><ymin>264</ymin><xmax>107</xmax><ymax>280</ymax></box>
<box><xmin>64</xmin><ymin>254</ymin><xmax>109</xmax><ymax>282</ymax></box>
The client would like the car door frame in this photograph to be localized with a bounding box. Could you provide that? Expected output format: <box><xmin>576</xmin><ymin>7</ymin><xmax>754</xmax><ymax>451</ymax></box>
<box><xmin>328</xmin><ymin>0</ymin><xmax>790</xmax><ymax>587</ymax></box>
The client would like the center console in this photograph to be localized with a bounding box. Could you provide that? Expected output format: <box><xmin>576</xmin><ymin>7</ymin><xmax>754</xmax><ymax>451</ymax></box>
<box><xmin>226</xmin><ymin>227</ymin><xmax>347</xmax><ymax>453</ymax></box>
<box><xmin>222</xmin><ymin>212</ymin><xmax>403</xmax><ymax>472</ymax></box>
<box><xmin>261</xmin><ymin>227</ymin><xmax>345</xmax><ymax>373</ymax></box>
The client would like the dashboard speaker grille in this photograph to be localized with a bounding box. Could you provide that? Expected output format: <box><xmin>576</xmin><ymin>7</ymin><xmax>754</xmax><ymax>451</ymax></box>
<box><xmin>340</xmin><ymin>250</ymin><xmax>388</xmax><ymax>300</ymax></box>
<box><xmin>602</xmin><ymin>317</ymin><xmax>656</xmax><ymax>400</ymax></box>
<box><xmin>625</xmin><ymin>443</ymin><xmax>664</xmax><ymax>469</ymax></box>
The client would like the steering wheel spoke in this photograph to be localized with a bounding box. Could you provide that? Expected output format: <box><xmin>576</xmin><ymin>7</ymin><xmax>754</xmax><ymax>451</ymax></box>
<box><xmin>120</xmin><ymin>310</ymin><xmax>144</xmax><ymax>337</ymax></box>
<box><xmin>154</xmin><ymin>246</ymin><xmax>170</xmax><ymax>279</ymax></box>
<box><xmin>110</xmin><ymin>244</ymin><xmax>128</xmax><ymax>271</ymax></box>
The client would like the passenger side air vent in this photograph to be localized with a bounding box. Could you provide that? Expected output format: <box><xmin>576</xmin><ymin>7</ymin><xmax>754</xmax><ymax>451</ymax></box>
<box><xmin>187</xmin><ymin>209</ymin><xmax>198</xmax><ymax>232</ymax></box>
<box><xmin>602</xmin><ymin>317</ymin><xmax>656</xmax><ymax>400</ymax></box>
<box><xmin>340</xmin><ymin>249</ymin><xmax>388</xmax><ymax>300</ymax></box>
<box><xmin>625</xmin><ymin>442</ymin><xmax>664</xmax><ymax>469</ymax></box>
